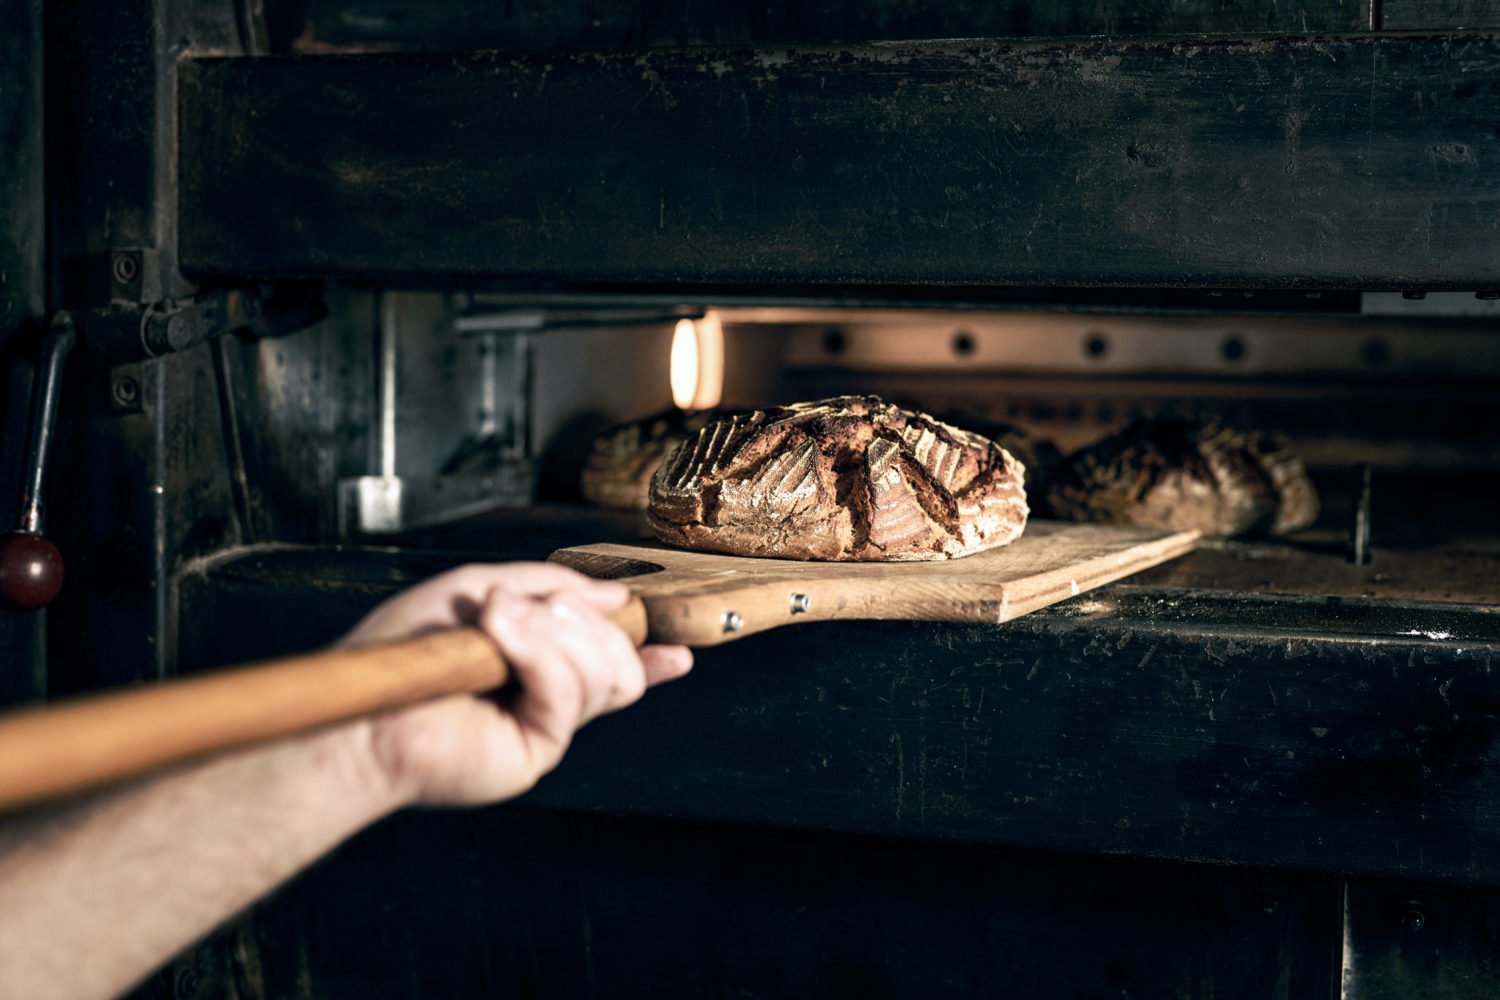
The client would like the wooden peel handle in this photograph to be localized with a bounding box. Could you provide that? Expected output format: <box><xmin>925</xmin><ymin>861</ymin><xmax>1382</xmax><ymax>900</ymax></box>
<box><xmin>0</xmin><ymin>596</ymin><xmax>648</xmax><ymax>814</ymax></box>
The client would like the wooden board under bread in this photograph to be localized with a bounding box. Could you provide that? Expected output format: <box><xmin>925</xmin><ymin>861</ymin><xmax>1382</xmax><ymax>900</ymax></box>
<box><xmin>550</xmin><ymin>520</ymin><xmax>1199</xmax><ymax>647</ymax></box>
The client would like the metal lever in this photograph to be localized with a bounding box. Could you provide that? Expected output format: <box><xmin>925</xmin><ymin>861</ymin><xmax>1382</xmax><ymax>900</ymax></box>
<box><xmin>0</xmin><ymin>284</ymin><xmax>325</xmax><ymax>611</ymax></box>
<box><xmin>0</xmin><ymin>314</ymin><xmax>75</xmax><ymax>611</ymax></box>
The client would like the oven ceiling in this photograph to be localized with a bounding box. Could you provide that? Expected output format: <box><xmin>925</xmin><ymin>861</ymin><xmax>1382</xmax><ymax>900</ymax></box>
<box><xmin>179</xmin><ymin>33</ymin><xmax>1500</xmax><ymax>290</ymax></box>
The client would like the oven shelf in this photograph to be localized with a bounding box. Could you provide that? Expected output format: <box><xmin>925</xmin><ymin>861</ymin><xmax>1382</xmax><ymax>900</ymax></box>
<box><xmin>178</xmin><ymin>509</ymin><xmax>1500</xmax><ymax>886</ymax></box>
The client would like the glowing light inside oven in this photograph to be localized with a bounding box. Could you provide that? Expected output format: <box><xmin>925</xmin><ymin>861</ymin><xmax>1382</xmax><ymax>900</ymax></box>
<box><xmin>670</xmin><ymin>312</ymin><xmax>725</xmax><ymax>412</ymax></box>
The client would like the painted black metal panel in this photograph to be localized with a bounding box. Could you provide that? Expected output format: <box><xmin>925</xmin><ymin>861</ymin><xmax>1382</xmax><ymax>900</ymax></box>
<box><xmin>1342</xmin><ymin>879</ymin><xmax>1500</xmax><ymax>998</ymax></box>
<box><xmin>0</xmin><ymin>0</ymin><xmax>47</xmax><ymax>704</ymax></box>
<box><xmin>183</xmin><ymin>808</ymin><xmax>1340</xmax><ymax>999</ymax></box>
<box><xmin>44</xmin><ymin>0</ymin><xmax>253</xmax><ymax>696</ymax></box>
<box><xmin>267</xmin><ymin>0</ymin><xmax>1373</xmax><ymax>53</ymax></box>
<box><xmin>0</xmin><ymin>0</ymin><xmax>43</xmax><ymax>340</ymax></box>
<box><xmin>1385</xmin><ymin>1</ymin><xmax>1500</xmax><ymax>29</ymax></box>
<box><xmin>179</xmin><ymin>544</ymin><xmax>1500</xmax><ymax>886</ymax></box>
<box><xmin>179</xmin><ymin>35</ymin><xmax>1500</xmax><ymax>290</ymax></box>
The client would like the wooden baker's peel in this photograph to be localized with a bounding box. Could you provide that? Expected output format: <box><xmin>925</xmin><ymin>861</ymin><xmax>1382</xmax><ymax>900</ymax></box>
<box><xmin>0</xmin><ymin>521</ymin><xmax>1195</xmax><ymax>812</ymax></box>
<box><xmin>551</xmin><ymin>521</ymin><xmax>1199</xmax><ymax>646</ymax></box>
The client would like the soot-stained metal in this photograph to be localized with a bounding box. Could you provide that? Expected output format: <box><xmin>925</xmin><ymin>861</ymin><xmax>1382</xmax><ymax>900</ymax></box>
<box><xmin>182</xmin><ymin>34</ymin><xmax>1500</xmax><ymax>290</ymax></box>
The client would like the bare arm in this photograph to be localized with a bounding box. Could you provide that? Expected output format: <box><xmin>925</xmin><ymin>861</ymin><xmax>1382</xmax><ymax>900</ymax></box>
<box><xmin>0</xmin><ymin>564</ymin><xmax>691</xmax><ymax>1000</ymax></box>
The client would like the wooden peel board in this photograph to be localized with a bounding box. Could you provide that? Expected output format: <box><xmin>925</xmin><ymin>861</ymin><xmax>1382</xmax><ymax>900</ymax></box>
<box><xmin>550</xmin><ymin>520</ymin><xmax>1198</xmax><ymax>647</ymax></box>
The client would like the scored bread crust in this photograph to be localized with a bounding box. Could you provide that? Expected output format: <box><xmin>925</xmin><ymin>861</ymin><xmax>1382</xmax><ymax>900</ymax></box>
<box><xmin>580</xmin><ymin>408</ymin><xmax>725</xmax><ymax>510</ymax></box>
<box><xmin>1046</xmin><ymin>418</ymin><xmax>1319</xmax><ymax>537</ymax></box>
<box><xmin>648</xmin><ymin>396</ymin><xmax>1029</xmax><ymax>561</ymax></box>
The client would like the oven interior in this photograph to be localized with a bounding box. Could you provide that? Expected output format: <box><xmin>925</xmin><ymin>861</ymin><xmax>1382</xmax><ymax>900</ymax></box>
<box><xmin>7</xmin><ymin>1</ymin><xmax>1500</xmax><ymax>997</ymax></box>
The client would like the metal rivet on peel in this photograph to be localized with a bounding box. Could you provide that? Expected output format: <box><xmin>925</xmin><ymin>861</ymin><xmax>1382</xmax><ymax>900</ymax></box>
<box><xmin>721</xmin><ymin>611</ymin><xmax>744</xmax><ymax>633</ymax></box>
<box><xmin>790</xmin><ymin>593</ymin><xmax>811</xmax><ymax>614</ymax></box>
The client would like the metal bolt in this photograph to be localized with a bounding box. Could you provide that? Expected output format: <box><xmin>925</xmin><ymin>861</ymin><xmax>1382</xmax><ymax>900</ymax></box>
<box><xmin>721</xmin><ymin>610</ymin><xmax>744</xmax><ymax>633</ymax></box>
<box><xmin>790</xmin><ymin>593</ymin><xmax>811</xmax><ymax>615</ymax></box>
<box><xmin>1403</xmin><ymin>908</ymin><xmax>1426</xmax><ymax>931</ymax></box>
<box><xmin>111</xmin><ymin>253</ymin><xmax>139</xmax><ymax>284</ymax></box>
<box><xmin>110</xmin><ymin>375</ymin><xmax>140</xmax><ymax>407</ymax></box>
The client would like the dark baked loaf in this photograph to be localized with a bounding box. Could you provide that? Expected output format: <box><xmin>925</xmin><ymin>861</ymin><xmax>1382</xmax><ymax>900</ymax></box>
<box><xmin>938</xmin><ymin>412</ymin><xmax>1064</xmax><ymax>516</ymax></box>
<box><xmin>1046</xmin><ymin>418</ymin><xmax>1319</xmax><ymax>537</ymax></box>
<box><xmin>648</xmin><ymin>396</ymin><xmax>1029</xmax><ymax>561</ymax></box>
<box><xmin>580</xmin><ymin>408</ymin><xmax>725</xmax><ymax>510</ymax></box>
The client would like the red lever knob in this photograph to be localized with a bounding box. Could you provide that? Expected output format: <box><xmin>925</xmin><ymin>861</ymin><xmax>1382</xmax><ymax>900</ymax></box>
<box><xmin>0</xmin><ymin>532</ymin><xmax>64</xmax><ymax>611</ymax></box>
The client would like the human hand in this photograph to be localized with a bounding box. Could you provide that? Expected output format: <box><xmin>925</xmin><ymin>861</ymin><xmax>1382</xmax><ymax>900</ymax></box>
<box><xmin>337</xmin><ymin>563</ymin><xmax>692</xmax><ymax>808</ymax></box>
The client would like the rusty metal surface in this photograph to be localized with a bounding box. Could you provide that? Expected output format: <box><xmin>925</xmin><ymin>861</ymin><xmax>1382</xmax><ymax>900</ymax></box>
<box><xmin>181</xmin><ymin>35</ymin><xmax>1500</xmax><ymax>290</ymax></box>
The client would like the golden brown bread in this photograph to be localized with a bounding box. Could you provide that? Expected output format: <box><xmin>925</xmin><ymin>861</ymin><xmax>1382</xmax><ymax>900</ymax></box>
<box><xmin>648</xmin><ymin>396</ymin><xmax>1029</xmax><ymax>561</ymax></box>
<box><xmin>580</xmin><ymin>408</ymin><xmax>725</xmax><ymax>510</ymax></box>
<box><xmin>1046</xmin><ymin>418</ymin><xmax>1319</xmax><ymax>537</ymax></box>
<box><xmin>937</xmin><ymin>412</ymin><xmax>1064</xmax><ymax>516</ymax></box>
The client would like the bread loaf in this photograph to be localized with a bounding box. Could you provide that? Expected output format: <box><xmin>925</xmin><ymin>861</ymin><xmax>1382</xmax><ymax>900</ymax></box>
<box><xmin>580</xmin><ymin>408</ymin><xmax>725</xmax><ymax>510</ymax></box>
<box><xmin>1046</xmin><ymin>418</ymin><xmax>1318</xmax><ymax>537</ymax></box>
<box><xmin>938</xmin><ymin>412</ymin><xmax>1063</xmax><ymax>516</ymax></box>
<box><xmin>648</xmin><ymin>396</ymin><xmax>1029</xmax><ymax>561</ymax></box>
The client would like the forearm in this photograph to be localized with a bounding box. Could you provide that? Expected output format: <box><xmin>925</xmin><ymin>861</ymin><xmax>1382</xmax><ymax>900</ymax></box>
<box><xmin>0</xmin><ymin>721</ymin><xmax>405</xmax><ymax>1000</ymax></box>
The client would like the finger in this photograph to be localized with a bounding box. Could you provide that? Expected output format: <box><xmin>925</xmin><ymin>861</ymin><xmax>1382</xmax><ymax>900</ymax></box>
<box><xmin>445</xmin><ymin>562</ymin><xmax>631</xmax><ymax>621</ymax></box>
<box><xmin>541</xmin><ymin>591</ymin><xmax>648</xmax><ymax>720</ymax></box>
<box><xmin>483</xmin><ymin>590</ymin><xmax>588</xmax><ymax>766</ymax></box>
<box><xmin>339</xmin><ymin>562</ymin><xmax>628</xmax><ymax>647</ymax></box>
<box><xmin>641</xmin><ymin>645</ymin><xmax>694</xmax><ymax>687</ymax></box>
<box><xmin>472</xmin><ymin>562</ymin><xmax>630</xmax><ymax>605</ymax></box>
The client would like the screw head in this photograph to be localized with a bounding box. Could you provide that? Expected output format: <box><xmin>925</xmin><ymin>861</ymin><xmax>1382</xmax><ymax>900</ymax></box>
<box><xmin>112</xmin><ymin>253</ymin><xmax>139</xmax><ymax>284</ymax></box>
<box><xmin>789</xmin><ymin>593</ymin><xmax>811</xmax><ymax>615</ymax></box>
<box><xmin>1402</xmin><ymin>909</ymin><xmax>1426</xmax><ymax>931</ymax></box>
<box><xmin>111</xmin><ymin>375</ymin><xmax>140</xmax><ymax>407</ymax></box>
<box><xmin>721</xmin><ymin>610</ymin><xmax>744</xmax><ymax>633</ymax></box>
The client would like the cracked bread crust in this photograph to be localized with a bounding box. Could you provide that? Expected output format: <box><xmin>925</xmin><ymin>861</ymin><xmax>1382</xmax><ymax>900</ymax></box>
<box><xmin>1046</xmin><ymin>418</ymin><xmax>1319</xmax><ymax>537</ymax></box>
<box><xmin>648</xmin><ymin>396</ymin><xmax>1029</xmax><ymax>561</ymax></box>
<box><xmin>580</xmin><ymin>408</ymin><xmax>725</xmax><ymax>510</ymax></box>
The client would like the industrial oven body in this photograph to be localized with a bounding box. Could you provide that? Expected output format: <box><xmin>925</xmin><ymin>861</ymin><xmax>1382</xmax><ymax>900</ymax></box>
<box><xmin>5</xmin><ymin>1</ymin><xmax>1500</xmax><ymax>997</ymax></box>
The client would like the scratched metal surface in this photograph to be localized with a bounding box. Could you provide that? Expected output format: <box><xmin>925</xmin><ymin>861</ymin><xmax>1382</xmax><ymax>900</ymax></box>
<box><xmin>266</xmin><ymin>0</ymin><xmax>1373</xmax><ymax>53</ymax></box>
<box><xmin>181</xmin><ymin>35</ymin><xmax>1500</xmax><ymax>289</ymax></box>
<box><xmin>0</xmin><ymin>0</ymin><xmax>45</xmax><ymax>705</ymax></box>
<box><xmin>180</xmin><ymin>532</ymin><xmax>1500</xmax><ymax>887</ymax></box>
<box><xmin>180</xmin><ymin>809</ymin><xmax>1340</xmax><ymax>999</ymax></box>
<box><xmin>171</xmin><ymin>508</ymin><xmax>1500</xmax><ymax>998</ymax></box>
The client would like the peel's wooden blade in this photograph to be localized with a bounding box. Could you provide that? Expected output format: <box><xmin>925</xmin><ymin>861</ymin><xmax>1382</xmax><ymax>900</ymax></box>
<box><xmin>550</xmin><ymin>521</ymin><xmax>1198</xmax><ymax>646</ymax></box>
